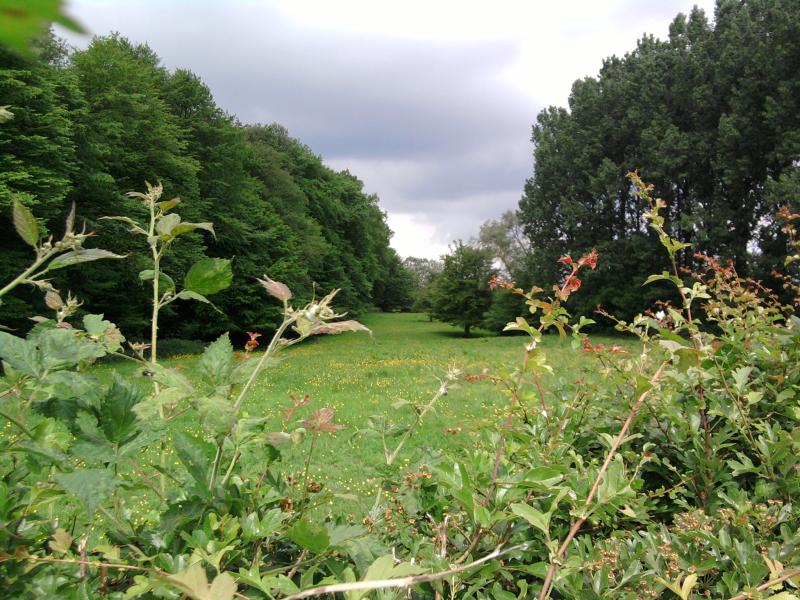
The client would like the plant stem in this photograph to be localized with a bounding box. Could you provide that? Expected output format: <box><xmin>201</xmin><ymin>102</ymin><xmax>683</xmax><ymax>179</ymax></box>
<box><xmin>537</xmin><ymin>361</ymin><xmax>666</xmax><ymax>600</ymax></box>
<box><xmin>0</xmin><ymin>251</ymin><xmax>50</xmax><ymax>299</ymax></box>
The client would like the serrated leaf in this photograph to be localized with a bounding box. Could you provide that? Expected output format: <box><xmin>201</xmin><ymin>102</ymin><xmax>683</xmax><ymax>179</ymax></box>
<box><xmin>199</xmin><ymin>334</ymin><xmax>234</xmax><ymax>387</ymax></box>
<box><xmin>161</xmin><ymin>563</ymin><xmax>237</xmax><ymax>600</ymax></box>
<box><xmin>0</xmin><ymin>331</ymin><xmax>41</xmax><ymax>377</ymax></box>
<box><xmin>47</xmin><ymin>248</ymin><xmax>125</xmax><ymax>270</ymax></box>
<box><xmin>55</xmin><ymin>469</ymin><xmax>120</xmax><ymax>516</ymax></box>
<box><xmin>184</xmin><ymin>258</ymin><xmax>232</xmax><ymax>296</ymax></box>
<box><xmin>12</xmin><ymin>198</ymin><xmax>39</xmax><ymax>247</ymax></box>
<box><xmin>198</xmin><ymin>395</ymin><xmax>236</xmax><ymax>437</ymax></box>
<box><xmin>173</xmin><ymin>431</ymin><xmax>214</xmax><ymax>490</ymax></box>
<box><xmin>99</xmin><ymin>375</ymin><xmax>143</xmax><ymax>444</ymax></box>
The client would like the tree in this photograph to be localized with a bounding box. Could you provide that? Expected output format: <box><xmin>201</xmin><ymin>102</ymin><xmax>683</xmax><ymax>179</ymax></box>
<box><xmin>429</xmin><ymin>243</ymin><xmax>494</xmax><ymax>336</ymax></box>
<box><xmin>518</xmin><ymin>1</ymin><xmax>800</xmax><ymax>321</ymax></box>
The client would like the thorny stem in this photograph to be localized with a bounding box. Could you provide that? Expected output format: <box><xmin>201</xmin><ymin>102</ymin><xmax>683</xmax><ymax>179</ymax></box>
<box><xmin>386</xmin><ymin>380</ymin><xmax>450</xmax><ymax>466</ymax></box>
<box><xmin>208</xmin><ymin>309</ymin><xmax>296</xmax><ymax>491</ymax></box>
<box><xmin>488</xmin><ymin>342</ymin><xmax>535</xmax><ymax>504</ymax></box>
<box><xmin>537</xmin><ymin>361</ymin><xmax>667</xmax><ymax>600</ymax></box>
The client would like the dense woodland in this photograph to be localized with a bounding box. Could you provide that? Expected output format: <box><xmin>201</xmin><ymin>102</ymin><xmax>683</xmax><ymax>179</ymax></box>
<box><xmin>0</xmin><ymin>34</ymin><xmax>412</xmax><ymax>340</ymax></box>
<box><xmin>514</xmin><ymin>0</ymin><xmax>800</xmax><ymax>320</ymax></box>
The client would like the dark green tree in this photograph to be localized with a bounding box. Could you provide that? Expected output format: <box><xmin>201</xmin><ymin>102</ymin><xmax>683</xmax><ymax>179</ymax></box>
<box><xmin>429</xmin><ymin>243</ymin><xmax>494</xmax><ymax>336</ymax></box>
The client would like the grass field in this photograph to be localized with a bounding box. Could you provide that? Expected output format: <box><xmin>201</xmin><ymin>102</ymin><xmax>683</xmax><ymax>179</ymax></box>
<box><xmin>101</xmin><ymin>313</ymin><xmax>634</xmax><ymax>518</ymax></box>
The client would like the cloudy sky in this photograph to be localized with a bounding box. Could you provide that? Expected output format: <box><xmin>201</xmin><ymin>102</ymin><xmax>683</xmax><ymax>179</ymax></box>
<box><xmin>58</xmin><ymin>0</ymin><xmax>717</xmax><ymax>259</ymax></box>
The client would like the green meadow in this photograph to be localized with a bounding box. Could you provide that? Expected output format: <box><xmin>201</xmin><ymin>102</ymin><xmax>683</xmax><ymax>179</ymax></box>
<box><xmin>101</xmin><ymin>312</ymin><xmax>633</xmax><ymax>518</ymax></box>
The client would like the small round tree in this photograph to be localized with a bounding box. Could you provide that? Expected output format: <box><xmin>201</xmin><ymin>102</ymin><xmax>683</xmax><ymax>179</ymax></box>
<box><xmin>429</xmin><ymin>242</ymin><xmax>494</xmax><ymax>336</ymax></box>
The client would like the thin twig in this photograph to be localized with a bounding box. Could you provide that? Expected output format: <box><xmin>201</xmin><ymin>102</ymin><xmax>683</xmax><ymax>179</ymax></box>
<box><xmin>727</xmin><ymin>569</ymin><xmax>800</xmax><ymax>600</ymax></box>
<box><xmin>282</xmin><ymin>543</ymin><xmax>524</xmax><ymax>600</ymax></box>
<box><xmin>537</xmin><ymin>361</ymin><xmax>667</xmax><ymax>600</ymax></box>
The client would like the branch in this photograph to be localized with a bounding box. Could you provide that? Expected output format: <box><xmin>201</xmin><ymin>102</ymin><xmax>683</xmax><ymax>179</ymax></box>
<box><xmin>282</xmin><ymin>544</ymin><xmax>524</xmax><ymax>600</ymax></box>
<box><xmin>727</xmin><ymin>569</ymin><xmax>800</xmax><ymax>600</ymax></box>
<box><xmin>537</xmin><ymin>361</ymin><xmax>667</xmax><ymax>600</ymax></box>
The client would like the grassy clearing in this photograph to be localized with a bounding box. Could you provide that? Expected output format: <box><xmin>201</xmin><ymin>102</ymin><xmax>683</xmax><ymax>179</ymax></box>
<box><xmin>99</xmin><ymin>313</ymin><xmax>634</xmax><ymax>518</ymax></box>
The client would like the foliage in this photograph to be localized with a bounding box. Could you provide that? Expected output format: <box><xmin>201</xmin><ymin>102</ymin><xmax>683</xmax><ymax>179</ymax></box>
<box><xmin>429</xmin><ymin>242</ymin><xmax>495</xmax><ymax>336</ymax></box>
<box><xmin>0</xmin><ymin>33</ymin><xmax>411</xmax><ymax>339</ymax></box>
<box><xmin>519</xmin><ymin>0</ymin><xmax>800</xmax><ymax>321</ymax></box>
<box><xmin>0</xmin><ymin>173</ymin><xmax>799</xmax><ymax>599</ymax></box>
<box><xmin>0</xmin><ymin>0</ymin><xmax>84</xmax><ymax>56</ymax></box>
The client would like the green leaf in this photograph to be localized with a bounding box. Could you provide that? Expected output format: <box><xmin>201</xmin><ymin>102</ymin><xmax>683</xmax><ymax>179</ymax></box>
<box><xmin>520</xmin><ymin>466</ymin><xmax>565</xmax><ymax>489</ymax></box>
<box><xmin>0</xmin><ymin>0</ymin><xmax>84</xmax><ymax>55</ymax></box>
<box><xmin>157</xmin><ymin>198</ymin><xmax>181</xmax><ymax>213</ymax></box>
<box><xmin>347</xmin><ymin>555</ymin><xmax>426</xmax><ymax>600</ymax></box>
<box><xmin>184</xmin><ymin>258</ymin><xmax>232</xmax><ymax>296</ymax></box>
<box><xmin>139</xmin><ymin>270</ymin><xmax>176</xmax><ymax>293</ymax></box>
<box><xmin>37</xmin><ymin>327</ymin><xmax>106</xmax><ymax>369</ymax></box>
<box><xmin>11</xmin><ymin>198</ymin><xmax>39</xmax><ymax>247</ymax></box>
<box><xmin>199</xmin><ymin>334</ymin><xmax>234</xmax><ymax>387</ymax></box>
<box><xmin>175</xmin><ymin>290</ymin><xmax>210</xmax><ymax>304</ymax></box>
<box><xmin>47</xmin><ymin>248</ymin><xmax>125</xmax><ymax>270</ymax></box>
<box><xmin>172</xmin><ymin>222</ymin><xmax>215</xmax><ymax>238</ymax></box>
<box><xmin>510</xmin><ymin>503</ymin><xmax>551</xmax><ymax>537</ymax></box>
<box><xmin>173</xmin><ymin>431</ymin><xmax>214</xmax><ymax>490</ymax></box>
<box><xmin>287</xmin><ymin>519</ymin><xmax>330</xmax><ymax>554</ymax></box>
<box><xmin>98</xmin><ymin>375</ymin><xmax>143</xmax><ymax>444</ymax></box>
<box><xmin>83</xmin><ymin>314</ymin><xmax>125</xmax><ymax>353</ymax></box>
<box><xmin>0</xmin><ymin>331</ymin><xmax>41</xmax><ymax>377</ymax></box>
<box><xmin>198</xmin><ymin>395</ymin><xmax>236</xmax><ymax>437</ymax></box>
<box><xmin>55</xmin><ymin>468</ymin><xmax>120</xmax><ymax>516</ymax></box>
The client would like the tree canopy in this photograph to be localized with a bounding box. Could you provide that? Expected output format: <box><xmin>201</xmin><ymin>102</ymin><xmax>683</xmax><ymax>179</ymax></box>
<box><xmin>0</xmin><ymin>33</ymin><xmax>411</xmax><ymax>338</ymax></box>
<box><xmin>519</xmin><ymin>0</ymin><xmax>800</xmax><ymax>321</ymax></box>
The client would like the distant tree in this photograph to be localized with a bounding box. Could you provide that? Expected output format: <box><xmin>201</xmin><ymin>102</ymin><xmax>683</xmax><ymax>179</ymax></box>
<box><xmin>429</xmin><ymin>243</ymin><xmax>494</xmax><ymax>336</ymax></box>
<box><xmin>477</xmin><ymin>210</ymin><xmax>532</xmax><ymax>278</ymax></box>
<box><xmin>402</xmin><ymin>256</ymin><xmax>442</xmax><ymax>315</ymax></box>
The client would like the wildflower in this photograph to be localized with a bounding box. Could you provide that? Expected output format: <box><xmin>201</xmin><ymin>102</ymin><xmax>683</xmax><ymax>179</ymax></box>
<box><xmin>244</xmin><ymin>331</ymin><xmax>261</xmax><ymax>352</ymax></box>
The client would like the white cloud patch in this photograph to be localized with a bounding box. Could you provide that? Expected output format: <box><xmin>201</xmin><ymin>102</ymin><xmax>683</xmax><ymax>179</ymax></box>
<box><xmin>59</xmin><ymin>0</ymin><xmax>717</xmax><ymax>259</ymax></box>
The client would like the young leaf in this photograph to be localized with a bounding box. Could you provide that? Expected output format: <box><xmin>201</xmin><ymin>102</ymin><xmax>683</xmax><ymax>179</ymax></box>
<box><xmin>184</xmin><ymin>258</ymin><xmax>233</xmax><ymax>296</ymax></box>
<box><xmin>48</xmin><ymin>528</ymin><xmax>73</xmax><ymax>555</ymax></box>
<box><xmin>199</xmin><ymin>333</ymin><xmax>234</xmax><ymax>387</ymax></box>
<box><xmin>12</xmin><ymin>198</ymin><xmax>39</xmax><ymax>247</ymax></box>
<box><xmin>47</xmin><ymin>249</ymin><xmax>125</xmax><ymax>270</ymax></box>
<box><xmin>139</xmin><ymin>270</ymin><xmax>176</xmax><ymax>293</ymax></box>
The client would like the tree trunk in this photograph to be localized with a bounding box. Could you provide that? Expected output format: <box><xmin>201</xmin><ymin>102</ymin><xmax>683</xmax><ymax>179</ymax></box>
<box><xmin>464</xmin><ymin>323</ymin><xmax>471</xmax><ymax>337</ymax></box>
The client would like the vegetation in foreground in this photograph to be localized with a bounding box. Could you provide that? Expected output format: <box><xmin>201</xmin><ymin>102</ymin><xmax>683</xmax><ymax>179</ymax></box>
<box><xmin>0</xmin><ymin>175</ymin><xmax>798</xmax><ymax>599</ymax></box>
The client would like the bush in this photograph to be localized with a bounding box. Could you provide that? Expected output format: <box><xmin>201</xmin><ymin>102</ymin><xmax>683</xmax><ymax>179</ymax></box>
<box><xmin>0</xmin><ymin>176</ymin><xmax>798</xmax><ymax>599</ymax></box>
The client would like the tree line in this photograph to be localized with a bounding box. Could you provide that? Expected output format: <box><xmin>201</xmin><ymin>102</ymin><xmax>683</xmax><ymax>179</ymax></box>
<box><xmin>420</xmin><ymin>0</ymin><xmax>800</xmax><ymax>335</ymax></box>
<box><xmin>0</xmin><ymin>33</ymin><xmax>412</xmax><ymax>340</ymax></box>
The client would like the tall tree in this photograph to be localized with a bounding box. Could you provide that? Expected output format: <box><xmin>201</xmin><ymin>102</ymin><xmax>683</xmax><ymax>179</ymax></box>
<box><xmin>429</xmin><ymin>243</ymin><xmax>494</xmax><ymax>336</ymax></box>
<box><xmin>519</xmin><ymin>0</ymin><xmax>800</xmax><ymax>320</ymax></box>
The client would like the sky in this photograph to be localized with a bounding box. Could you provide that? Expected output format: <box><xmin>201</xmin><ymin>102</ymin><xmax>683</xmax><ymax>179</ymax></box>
<box><xmin>57</xmin><ymin>0</ymin><xmax>718</xmax><ymax>259</ymax></box>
